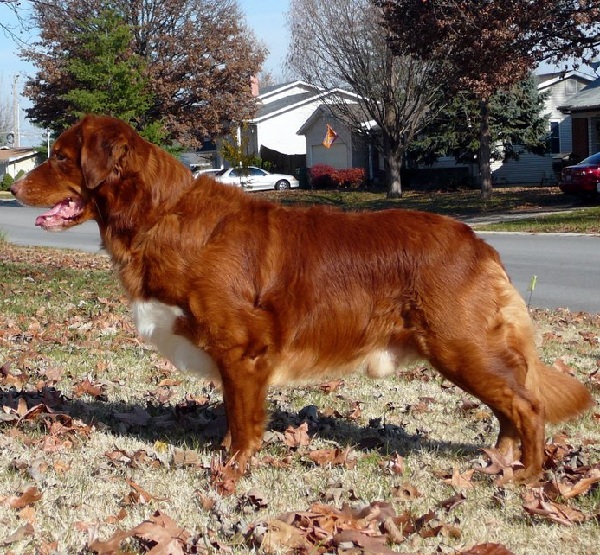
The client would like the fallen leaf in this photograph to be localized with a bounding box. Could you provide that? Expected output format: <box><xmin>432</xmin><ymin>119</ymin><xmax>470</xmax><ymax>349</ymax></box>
<box><xmin>72</xmin><ymin>378</ymin><xmax>107</xmax><ymax>400</ymax></box>
<box><xmin>461</xmin><ymin>543</ymin><xmax>516</xmax><ymax>555</ymax></box>
<box><xmin>5</xmin><ymin>486</ymin><xmax>43</xmax><ymax>509</ymax></box>
<box><xmin>318</xmin><ymin>379</ymin><xmax>345</xmax><ymax>393</ymax></box>
<box><xmin>522</xmin><ymin>488</ymin><xmax>588</xmax><ymax>525</ymax></box>
<box><xmin>0</xmin><ymin>523</ymin><xmax>35</xmax><ymax>546</ymax></box>
<box><xmin>283</xmin><ymin>422</ymin><xmax>311</xmax><ymax>448</ymax></box>
<box><xmin>391</xmin><ymin>481</ymin><xmax>421</xmax><ymax>501</ymax></box>
<box><xmin>443</xmin><ymin>468</ymin><xmax>475</xmax><ymax>489</ymax></box>
<box><xmin>258</xmin><ymin>519</ymin><xmax>309</xmax><ymax>553</ymax></box>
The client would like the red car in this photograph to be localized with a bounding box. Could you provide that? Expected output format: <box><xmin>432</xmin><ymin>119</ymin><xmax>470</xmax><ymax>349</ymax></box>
<box><xmin>559</xmin><ymin>152</ymin><xmax>600</xmax><ymax>197</ymax></box>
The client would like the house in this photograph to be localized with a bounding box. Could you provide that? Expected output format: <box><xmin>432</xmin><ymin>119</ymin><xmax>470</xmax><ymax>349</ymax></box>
<box><xmin>297</xmin><ymin>71</ymin><xmax>596</xmax><ymax>187</ymax></box>
<box><xmin>0</xmin><ymin>147</ymin><xmax>42</xmax><ymax>181</ymax></box>
<box><xmin>215</xmin><ymin>81</ymin><xmax>361</xmax><ymax>177</ymax></box>
<box><xmin>488</xmin><ymin>71</ymin><xmax>594</xmax><ymax>186</ymax></box>
<box><xmin>297</xmin><ymin>104</ymin><xmax>376</xmax><ymax>174</ymax></box>
<box><xmin>557</xmin><ymin>76</ymin><xmax>600</xmax><ymax>159</ymax></box>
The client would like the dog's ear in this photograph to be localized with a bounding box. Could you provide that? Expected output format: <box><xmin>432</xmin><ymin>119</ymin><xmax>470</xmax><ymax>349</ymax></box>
<box><xmin>80</xmin><ymin>119</ymin><xmax>129</xmax><ymax>189</ymax></box>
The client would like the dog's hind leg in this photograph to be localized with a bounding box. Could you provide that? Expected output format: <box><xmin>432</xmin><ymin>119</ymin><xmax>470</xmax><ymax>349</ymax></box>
<box><xmin>427</xmin><ymin>340</ymin><xmax>545</xmax><ymax>481</ymax></box>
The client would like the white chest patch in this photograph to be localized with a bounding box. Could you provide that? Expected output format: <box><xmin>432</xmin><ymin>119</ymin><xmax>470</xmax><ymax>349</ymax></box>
<box><xmin>131</xmin><ymin>300</ymin><xmax>220</xmax><ymax>383</ymax></box>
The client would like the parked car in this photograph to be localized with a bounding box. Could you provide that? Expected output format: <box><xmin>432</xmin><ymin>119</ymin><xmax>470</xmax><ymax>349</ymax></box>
<box><xmin>214</xmin><ymin>166</ymin><xmax>299</xmax><ymax>191</ymax></box>
<box><xmin>192</xmin><ymin>168</ymin><xmax>222</xmax><ymax>179</ymax></box>
<box><xmin>559</xmin><ymin>152</ymin><xmax>600</xmax><ymax>197</ymax></box>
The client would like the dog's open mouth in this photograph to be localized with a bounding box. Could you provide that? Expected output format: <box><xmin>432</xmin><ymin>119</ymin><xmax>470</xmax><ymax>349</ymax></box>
<box><xmin>35</xmin><ymin>198</ymin><xmax>86</xmax><ymax>230</ymax></box>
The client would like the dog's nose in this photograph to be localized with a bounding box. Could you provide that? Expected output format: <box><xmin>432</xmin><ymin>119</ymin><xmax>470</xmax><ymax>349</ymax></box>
<box><xmin>10</xmin><ymin>181</ymin><xmax>20</xmax><ymax>197</ymax></box>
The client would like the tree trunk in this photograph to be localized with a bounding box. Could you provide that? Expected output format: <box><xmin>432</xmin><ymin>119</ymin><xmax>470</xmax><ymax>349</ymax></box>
<box><xmin>479</xmin><ymin>98</ymin><xmax>493</xmax><ymax>201</ymax></box>
<box><xmin>386</xmin><ymin>149</ymin><xmax>403</xmax><ymax>198</ymax></box>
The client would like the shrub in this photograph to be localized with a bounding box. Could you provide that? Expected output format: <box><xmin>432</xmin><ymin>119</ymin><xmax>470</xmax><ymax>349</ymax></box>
<box><xmin>309</xmin><ymin>164</ymin><xmax>337</xmax><ymax>189</ymax></box>
<box><xmin>309</xmin><ymin>165</ymin><xmax>366</xmax><ymax>190</ymax></box>
<box><xmin>332</xmin><ymin>167</ymin><xmax>366</xmax><ymax>189</ymax></box>
<box><xmin>1</xmin><ymin>173</ymin><xmax>14</xmax><ymax>192</ymax></box>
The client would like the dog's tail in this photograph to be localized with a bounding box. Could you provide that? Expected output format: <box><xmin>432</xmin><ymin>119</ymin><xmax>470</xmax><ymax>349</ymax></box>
<box><xmin>527</xmin><ymin>359</ymin><xmax>594</xmax><ymax>423</ymax></box>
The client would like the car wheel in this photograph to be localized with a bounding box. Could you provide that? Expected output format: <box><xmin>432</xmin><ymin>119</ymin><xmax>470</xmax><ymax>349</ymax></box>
<box><xmin>275</xmin><ymin>180</ymin><xmax>290</xmax><ymax>190</ymax></box>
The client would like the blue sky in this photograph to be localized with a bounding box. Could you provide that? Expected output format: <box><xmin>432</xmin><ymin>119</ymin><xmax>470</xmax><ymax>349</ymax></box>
<box><xmin>0</xmin><ymin>0</ymin><xmax>290</xmax><ymax>144</ymax></box>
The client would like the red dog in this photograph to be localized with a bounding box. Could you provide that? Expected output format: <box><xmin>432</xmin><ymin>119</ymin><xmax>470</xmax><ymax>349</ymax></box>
<box><xmin>11</xmin><ymin>115</ymin><xmax>593</xmax><ymax>480</ymax></box>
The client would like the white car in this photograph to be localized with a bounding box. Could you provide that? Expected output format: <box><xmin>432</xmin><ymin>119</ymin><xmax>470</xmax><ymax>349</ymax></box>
<box><xmin>192</xmin><ymin>168</ymin><xmax>222</xmax><ymax>179</ymax></box>
<box><xmin>214</xmin><ymin>166</ymin><xmax>299</xmax><ymax>191</ymax></box>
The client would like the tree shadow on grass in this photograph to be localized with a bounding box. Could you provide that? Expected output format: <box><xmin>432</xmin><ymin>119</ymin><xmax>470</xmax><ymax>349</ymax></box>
<box><xmin>1</xmin><ymin>386</ymin><xmax>482</xmax><ymax>463</ymax></box>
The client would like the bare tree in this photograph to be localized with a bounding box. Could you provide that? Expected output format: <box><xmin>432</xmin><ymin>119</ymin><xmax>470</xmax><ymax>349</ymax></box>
<box><xmin>376</xmin><ymin>0</ymin><xmax>600</xmax><ymax>200</ymax></box>
<box><xmin>287</xmin><ymin>0</ymin><xmax>446</xmax><ymax>197</ymax></box>
<box><xmin>0</xmin><ymin>78</ymin><xmax>14</xmax><ymax>147</ymax></box>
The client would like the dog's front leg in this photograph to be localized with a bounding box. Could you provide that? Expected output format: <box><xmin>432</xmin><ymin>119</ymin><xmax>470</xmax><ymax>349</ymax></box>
<box><xmin>218</xmin><ymin>355</ymin><xmax>271</xmax><ymax>473</ymax></box>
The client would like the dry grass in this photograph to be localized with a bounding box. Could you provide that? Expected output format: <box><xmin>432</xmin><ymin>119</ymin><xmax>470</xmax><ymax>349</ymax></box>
<box><xmin>0</xmin><ymin>240</ymin><xmax>599</xmax><ymax>554</ymax></box>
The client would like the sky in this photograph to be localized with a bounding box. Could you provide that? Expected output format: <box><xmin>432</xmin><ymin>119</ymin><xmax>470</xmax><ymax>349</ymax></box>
<box><xmin>0</xmin><ymin>0</ymin><xmax>290</xmax><ymax>146</ymax></box>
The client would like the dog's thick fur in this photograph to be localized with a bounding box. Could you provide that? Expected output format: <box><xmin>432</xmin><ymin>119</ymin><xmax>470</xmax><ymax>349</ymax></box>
<box><xmin>11</xmin><ymin>115</ymin><xmax>594</xmax><ymax>480</ymax></box>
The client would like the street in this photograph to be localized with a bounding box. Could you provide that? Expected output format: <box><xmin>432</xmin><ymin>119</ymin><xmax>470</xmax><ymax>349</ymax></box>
<box><xmin>1</xmin><ymin>202</ymin><xmax>599</xmax><ymax>313</ymax></box>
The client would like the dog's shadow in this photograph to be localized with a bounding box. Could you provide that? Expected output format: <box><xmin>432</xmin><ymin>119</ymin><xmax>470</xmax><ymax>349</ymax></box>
<box><xmin>0</xmin><ymin>386</ymin><xmax>482</xmax><ymax>463</ymax></box>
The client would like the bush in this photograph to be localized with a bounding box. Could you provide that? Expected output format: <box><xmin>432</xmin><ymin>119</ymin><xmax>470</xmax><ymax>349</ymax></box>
<box><xmin>1</xmin><ymin>173</ymin><xmax>14</xmax><ymax>192</ymax></box>
<box><xmin>309</xmin><ymin>164</ymin><xmax>337</xmax><ymax>189</ymax></box>
<box><xmin>333</xmin><ymin>167</ymin><xmax>366</xmax><ymax>189</ymax></box>
<box><xmin>309</xmin><ymin>164</ymin><xmax>366</xmax><ymax>190</ymax></box>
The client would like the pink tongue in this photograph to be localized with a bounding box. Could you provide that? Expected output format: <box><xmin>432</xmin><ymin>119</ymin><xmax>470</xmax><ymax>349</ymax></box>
<box><xmin>35</xmin><ymin>199</ymin><xmax>81</xmax><ymax>227</ymax></box>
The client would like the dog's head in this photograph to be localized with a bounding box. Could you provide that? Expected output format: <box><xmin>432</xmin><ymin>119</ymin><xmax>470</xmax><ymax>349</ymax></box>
<box><xmin>11</xmin><ymin>114</ymin><xmax>136</xmax><ymax>231</ymax></box>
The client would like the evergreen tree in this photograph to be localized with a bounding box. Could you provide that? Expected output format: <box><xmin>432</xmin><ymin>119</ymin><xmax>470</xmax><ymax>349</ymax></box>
<box><xmin>59</xmin><ymin>10</ymin><xmax>157</xmax><ymax>139</ymax></box>
<box><xmin>410</xmin><ymin>76</ymin><xmax>548</xmax><ymax>168</ymax></box>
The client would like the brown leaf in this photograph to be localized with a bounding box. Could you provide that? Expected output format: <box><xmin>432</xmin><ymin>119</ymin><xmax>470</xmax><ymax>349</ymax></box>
<box><xmin>391</xmin><ymin>481</ymin><xmax>421</xmax><ymax>501</ymax></box>
<box><xmin>172</xmin><ymin>448</ymin><xmax>200</xmax><ymax>467</ymax></box>
<box><xmin>443</xmin><ymin>468</ymin><xmax>475</xmax><ymax>489</ymax></box>
<box><xmin>72</xmin><ymin>378</ymin><xmax>106</xmax><ymax>400</ymax></box>
<box><xmin>553</xmin><ymin>359</ymin><xmax>576</xmax><ymax>375</ymax></box>
<box><xmin>157</xmin><ymin>378</ymin><xmax>182</xmax><ymax>387</ymax></box>
<box><xmin>318</xmin><ymin>379</ymin><xmax>345</xmax><ymax>393</ymax></box>
<box><xmin>308</xmin><ymin>446</ymin><xmax>357</xmax><ymax>468</ymax></box>
<box><xmin>560</xmin><ymin>468</ymin><xmax>600</xmax><ymax>499</ymax></box>
<box><xmin>283</xmin><ymin>422</ymin><xmax>310</xmax><ymax>448</ymax></box>
<box><xmin>124</xmin><ymin>479</ymin><xmax>166</xmax><ymax>505</ymax></box>
<box><xmin>379</xmin><ymin>454</ymin><xmax>405</xmax><ymax>475</ymax></box>
<box><xmin>439</xmin><ymin>492</ymin><xmax>467</xmax><ymax>512</ymax></box>
<box><xmin>333</xmin><ymin>529</ymin><xmax>398</xmax><ymax>554</ymax></box>
<box><xmin>0</xmin><ymin>523</ymin><xmax>35</xmax><ymax>546</ymax></box>
<box><xmin>259</xmin><ymin>519</ymin><xmax>309</xmax><ymax>553</ymax></box>
<box><xmin>461</xmin><ymin>543</ymin><xmax>516</xmax><ymax>555</ymax></box>
<box><xmin>5</xmin><ymin>486</ymin><xmax>43</xmax><ymax>509</ymax></box>
<box><xmin>478</xmin><ymin>448</ymin><xmax>523</xmax><ymax>485</ymax></box>
<box><xmin>131</xmin><ymin>514</ymin><xmax>188</xmax><ymax>555</ymax></box>
<box><xmin>210</xmin><ymin>455</ymin><xmax>241</xmax><ymax>496</ymax></box>
<box><xmin>522</xmin><ymin>488</ymin><xmax>588</xmax><ymax>525</ymax></box>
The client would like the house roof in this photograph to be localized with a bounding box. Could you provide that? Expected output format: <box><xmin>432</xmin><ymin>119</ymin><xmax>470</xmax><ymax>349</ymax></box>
<box><xmin>558</xmin><ymin>77</ymin><xmax>600</xmax><ymax>112</ymax></box>
<box><xmin>297</xmin><ymin>103</ymin><xmax>374</xmax><ymax>135</ymax></box>
<box><xmin>251</xmin><ymin>80</ymin><xmax>361</xmax><ymax>124</ymax></box>
<box><xmin>537</xmin><ymin>70</ymin><xmax>595</xmax><ymax>90</ymax></box>
<box><xmin>0</xmin><ymin>147</ymin><xmax>38</xmax><ymax>163</ymax></box>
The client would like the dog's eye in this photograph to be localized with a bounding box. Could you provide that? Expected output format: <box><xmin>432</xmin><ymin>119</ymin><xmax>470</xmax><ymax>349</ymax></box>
<box><xmin>54</xmin><ymin>151</ymin><xmax>67</xmax><ymax>162</ymax></box>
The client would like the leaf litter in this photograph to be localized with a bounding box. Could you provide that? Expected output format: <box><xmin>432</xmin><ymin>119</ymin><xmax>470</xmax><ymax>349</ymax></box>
<box><xmin>1</xmin><ymin>241</ymin><xmax>599</xmax><ymax>553</ymax></box>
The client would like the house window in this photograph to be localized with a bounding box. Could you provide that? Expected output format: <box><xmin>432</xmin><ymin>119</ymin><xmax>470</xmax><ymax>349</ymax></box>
<box><xmin>549</xmin><ymin>121</ymin><xmax>560</xmax><ymax>154</ymax></box>
<box><xmin>565</xmin><ymin>79</ymin><xmax>578</xmax><ymax>95</ymax></box>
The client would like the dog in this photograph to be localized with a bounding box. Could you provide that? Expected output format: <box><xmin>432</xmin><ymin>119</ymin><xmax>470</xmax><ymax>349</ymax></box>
<box><xmin>11</xmin><ymin>114</ymin><xmax>594</xmax><ymax>481</ymax></box>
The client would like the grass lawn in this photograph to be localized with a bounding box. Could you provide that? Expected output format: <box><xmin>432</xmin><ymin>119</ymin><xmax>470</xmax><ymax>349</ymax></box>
<box><xmin>1</xmin><ymin>236</ymin><xmax>599</xmax><ymax>554</ymax></box>
<box><xmin>259</xmin><ymin>186</ymin><xmax>600</xmax><ymax>234</ymax></box>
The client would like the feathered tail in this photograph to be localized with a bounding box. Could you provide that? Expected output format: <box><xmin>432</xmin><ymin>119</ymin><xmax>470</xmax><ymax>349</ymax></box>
<box><xmin>528</xmin><ymin>359</ymin><xmax>594</xmax><ymax>423</ymax></box>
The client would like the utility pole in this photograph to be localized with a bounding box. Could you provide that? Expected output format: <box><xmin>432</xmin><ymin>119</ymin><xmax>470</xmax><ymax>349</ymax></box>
<box><xmin>12</xmin><ymin>74</ymin><xmax>20</xmax><ymax>148</ymax></box>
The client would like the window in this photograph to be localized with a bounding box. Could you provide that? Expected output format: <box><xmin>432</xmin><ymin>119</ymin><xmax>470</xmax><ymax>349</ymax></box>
<box><xmin>550</xmin><ymin>121</ymin><xmax>560</xmax><ymax>154</ymax></box>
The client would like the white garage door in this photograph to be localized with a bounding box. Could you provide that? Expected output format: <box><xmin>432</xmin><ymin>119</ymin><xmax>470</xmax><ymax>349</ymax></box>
<box><xmin>311</xmin><ymin>143</ymin><xmax>348</xmax><ymax>169</ymax></box>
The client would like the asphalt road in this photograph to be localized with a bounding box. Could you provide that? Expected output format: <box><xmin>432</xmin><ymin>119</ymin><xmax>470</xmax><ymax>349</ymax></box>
<box><xmin>1</xmin><ymin>201</ymin><xmax>599</xmax><ymax>313</ymax></box>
